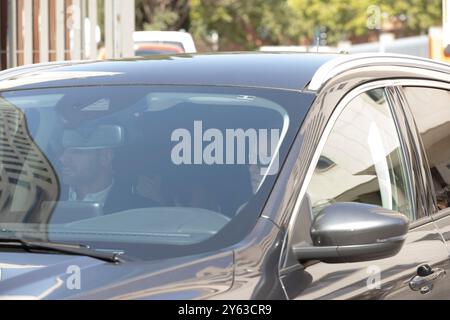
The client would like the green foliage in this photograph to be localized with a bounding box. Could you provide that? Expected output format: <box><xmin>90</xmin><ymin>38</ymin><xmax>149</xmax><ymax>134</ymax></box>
<box><xmin>288</xmin><ymin>0</ymin><xmax>442</xmax><ymax>44</ymax></box>
<box><xmin>288</xmin><ymin>0</ymin><xmax>370</xmax><ymax>44</ymax></box>
<box><xmin>190</xmin><ymin>0</ymin><xmax>295</xmax><ymax>50</ymax></box>
<box><xmin>132</xmin><ymin>0</ymin><xmax>443</xmax><ymax>50</ymax></box>
<box><xmin>135</xmin><ymin>0</ymin><xmax>190</xmax><ymax>31</ymax></box>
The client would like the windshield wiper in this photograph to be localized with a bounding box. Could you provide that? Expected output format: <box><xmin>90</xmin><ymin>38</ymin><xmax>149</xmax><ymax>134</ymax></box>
<box><xmin>0</xmin><ymin>238</ymin><xmax>121</xmax><ymax>263</ymax></box>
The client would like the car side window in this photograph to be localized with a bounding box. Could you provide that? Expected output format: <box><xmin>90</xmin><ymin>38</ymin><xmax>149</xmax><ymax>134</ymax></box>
<box><xmin>404</xmin><ymin>87</ymin><xmax>450</xmax><ymax>211</ymax></box>
<box><xmin>306</xmin><ymin>88</ymin><xmax>414</xmax><ymax>221</ymax></box>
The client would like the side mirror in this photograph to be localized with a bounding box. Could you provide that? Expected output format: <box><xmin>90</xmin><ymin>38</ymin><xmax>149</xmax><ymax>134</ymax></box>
<box><xmin>293</xmin><ymin>203</ymin><xmax>409</xmax><ymax>264</ymax></box>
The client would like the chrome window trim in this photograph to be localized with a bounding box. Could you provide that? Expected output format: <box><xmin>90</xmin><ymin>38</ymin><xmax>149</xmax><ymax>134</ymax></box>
<box><xmin>308</xmin><ymin>54</ymin><xmax>450</xmax><ymax>92</ymax></box>
<box><xmin>398</xmin><ymin>81</ymin><xmax>450</xmax><ymax>215</ymax></box>
<box><xmin>384</xmin><ymin>87</ymin><xmax>416</xmax><ymax>220</ymax></box>
<box><xmin>393</xmin><ymin>80</ymin><xmax>450</xmax><ymax>90</ymax></box>
<box><xmin>281</xmin><ymin>78</ymin><xmax>450</xmax><ymax>270</ymax></box>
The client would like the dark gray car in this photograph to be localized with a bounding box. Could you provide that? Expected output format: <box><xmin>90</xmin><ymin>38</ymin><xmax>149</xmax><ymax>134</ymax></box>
<box><xmin>0</xmin><ymin>53</ymin><xmax>448</xmax><ymax>300</ymax></box>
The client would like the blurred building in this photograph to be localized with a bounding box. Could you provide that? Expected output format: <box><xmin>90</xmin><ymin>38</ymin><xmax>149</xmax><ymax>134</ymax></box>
<box><xmin>347</xmin><ymin>35</ymin><xmax>430</xmax><ymax>58</ymax></box>
<box><xmin>0</xmin><ymin>0</ymin><xmax>135</xmax><ymax>71</ymax></box>
<box><xmin>0</xmin><ymin>97</ymin><xmax>59</xmax><ymax>224</ymax></box>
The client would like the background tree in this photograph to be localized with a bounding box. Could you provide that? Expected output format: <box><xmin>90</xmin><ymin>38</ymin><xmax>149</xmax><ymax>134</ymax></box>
<box><xmin>190</xmin><ymin>0</ymin><xmax>295</xmax><ymax>51</ymax></box>
<box><xmin>288</xmin><ymin>0</ymin><xmax>442</xmax><ymax>45</ymax></box>
<box><xmin>135</xmin><ymin>0</ymin><xmax>190</xmax><ymax>31</ymax></box>
<box><xmin>130</xmin><ymin>0</ymin><xmax>443</xmax><ymax>51</ymax></box>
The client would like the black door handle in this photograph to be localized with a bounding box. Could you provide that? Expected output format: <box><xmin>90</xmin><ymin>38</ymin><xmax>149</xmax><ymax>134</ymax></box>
<box><xmin>409</xmin><ymin>265</ymin><xmax>446</xmax><ymax>294</ymax></box>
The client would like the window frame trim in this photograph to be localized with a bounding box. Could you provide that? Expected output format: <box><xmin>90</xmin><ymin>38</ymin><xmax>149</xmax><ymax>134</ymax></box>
<box><xmin>281</xmin><ymin>80</ymin><xmax>423</xmax><ymax>271</ymax></box>
<box><xmin>384</xmin><ymin>86</ymin><xmax>417</xmax><ymax>220</ymax></box>
<box><xmin>305</xmin><ymin>88</ymin><xmax>415</xmax><ymax>221</ymax></box>
<box><xmin>397</xmin><ymin>81</ymin><xmax>450</xmax><ymax>217</ymax></box>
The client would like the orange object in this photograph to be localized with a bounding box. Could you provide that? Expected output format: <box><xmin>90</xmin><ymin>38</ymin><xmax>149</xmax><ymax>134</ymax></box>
<box><xmin>429</xmin><ymin>27</ymin><xmax>450</xmax><ymax>62</ymax></box>
<box><xmin>134</xmin><ymin>43</ymin><xmax>185</xmax><ymax>56</ymax></box>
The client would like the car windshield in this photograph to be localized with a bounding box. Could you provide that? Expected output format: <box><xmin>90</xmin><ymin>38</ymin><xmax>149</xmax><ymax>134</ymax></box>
<box><xmin>0</xmin><ymin>85</ymin><xmax>311</xmax><ymax>260</ymax></box>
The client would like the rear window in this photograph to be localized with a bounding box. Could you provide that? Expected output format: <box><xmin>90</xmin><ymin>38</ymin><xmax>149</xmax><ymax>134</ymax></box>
<box><xmin>0</xmin><ymin>85</ymin><xmax>312</xmax><ymax>260</ymax></box>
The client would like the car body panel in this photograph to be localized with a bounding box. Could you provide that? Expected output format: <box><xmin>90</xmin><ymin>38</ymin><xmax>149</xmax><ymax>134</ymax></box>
<box><xmin>282</xmin><ymin>214</ymin><xmax>450</xmax><ymax>299</ymax></box>
<box><xmin>0</xmin><ymin>250</ymin><xmax>234</xmax><ymax>300</ymax></box>
<box><xmin>217</xmin><ymin>218</ymin><xmax>286</xmax><ymax>300</ymax></box>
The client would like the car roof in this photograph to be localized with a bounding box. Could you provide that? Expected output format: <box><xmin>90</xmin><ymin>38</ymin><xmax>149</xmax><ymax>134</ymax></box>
<box><xmin>307</xmin><ymin>53</ymin><xmax>450</xmax><ymax>91</ymax></box>
<box><xmin>0</xmin><ymin>52</ymin><xmax>447</xmax><ymax>93</ymax></box>
<box><xmin>0</xmin><ymin>53</ymin><xmax>339</xmax><ymax>92</ymax></box>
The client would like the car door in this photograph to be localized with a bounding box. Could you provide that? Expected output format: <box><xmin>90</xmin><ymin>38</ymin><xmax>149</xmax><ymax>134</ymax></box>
<box><xmin>399</xmin><ymin>84</ymin><xmax>450</xmax><ymax>292</ymax></box>
<box><xmin>280</xmin><ymin>86</ymin><xmax>450</xmax><ymax>300</ymax></box>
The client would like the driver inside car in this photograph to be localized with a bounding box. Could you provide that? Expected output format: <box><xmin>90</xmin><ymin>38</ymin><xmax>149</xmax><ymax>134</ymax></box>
<box><xmin>58</xmin><ymin>125</ymin><xmax>155</xmax><ymax>214</ymax></box>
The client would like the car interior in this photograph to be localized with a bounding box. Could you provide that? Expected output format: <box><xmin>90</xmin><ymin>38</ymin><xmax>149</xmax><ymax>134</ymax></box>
<box><xmin>0</xmin><ymin>88</ymin><xmax>289</xmax><ymax>245</ymax></box>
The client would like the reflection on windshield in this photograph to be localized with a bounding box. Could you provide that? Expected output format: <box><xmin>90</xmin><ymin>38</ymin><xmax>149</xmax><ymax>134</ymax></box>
<box><xmin>0</xmin><ymin>97</ymin><xmax>58</xmax><ymax>225</ymax></box>
<box><xmin>0</xmin><ymin>85</ymin><xmax>306</xmax><ymax>259</ymax></box>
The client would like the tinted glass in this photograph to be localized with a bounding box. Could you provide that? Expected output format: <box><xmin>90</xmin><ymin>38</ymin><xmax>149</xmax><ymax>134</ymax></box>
<box><xmin>307</xmin><ymin>88</ymin><xmax>413</xmax><ymax>220</ymax></box>
<box><xmin>404</xmin><ymin>87</ymin><xmax>450</xmax><ymax>211</ymax></box>
<box><xmin>0</xmin><ymin>85</ymin><xmax>311</xmax><ymax>260</ymax></box>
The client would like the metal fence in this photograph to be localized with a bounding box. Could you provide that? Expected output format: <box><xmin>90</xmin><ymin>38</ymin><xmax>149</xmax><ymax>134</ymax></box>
<box><xmin>0</xmin><ymin>0</ymin><xmax>135</xmax><ymax>71</ymax></box>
